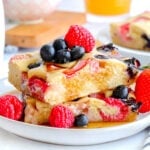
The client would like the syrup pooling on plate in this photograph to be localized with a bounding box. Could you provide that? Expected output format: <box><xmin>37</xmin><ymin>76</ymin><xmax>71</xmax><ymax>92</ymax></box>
<box><xmin>1</xmin><ymin>25</ymin><xmax>150</xmax><ymax>129</ymax></box>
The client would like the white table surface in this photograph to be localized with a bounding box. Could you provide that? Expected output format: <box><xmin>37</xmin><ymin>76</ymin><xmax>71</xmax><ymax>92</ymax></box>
<box><xmin>0</xmin><ymin>128</ymin><xmax>148</xmax><ymax>150</ymax></box>
<box><xmin>0</xmin><ymin>0</ymin><xmax>150</xmax><ymax>149</ymax></box>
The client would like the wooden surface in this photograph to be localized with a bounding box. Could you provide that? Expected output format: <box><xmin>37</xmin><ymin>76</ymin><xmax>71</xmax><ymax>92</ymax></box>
<box><xmin>5</xmin><ymin>11</ymin><xmax>86</xmax><ymax>48</ymax></box>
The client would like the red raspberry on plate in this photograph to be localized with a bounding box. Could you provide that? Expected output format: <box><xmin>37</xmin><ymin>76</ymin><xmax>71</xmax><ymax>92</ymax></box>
<box><xmin>0</xmin><ymin>95</ymin><xmax>23</xmax><ymax>120</ymax></box>
<box><xmin>49</xmin><ymin>105</ymin><xmax>74</xmax><ymax>128</ymax></box>
<box><xmin>64</xmin><ymin>25</ymin><xmax>95</xmax><ymax>52</ymax></box>
<box><xmin>100</xmin><ymin>98</ymin><xmax>129</xmax><ymax>121</ymax></box>
<box><xmin>28</xmin><ymin>77</ymin><xmax>48</xmax><ymax>101</ymax></box>
<box><xmin>135</xmin><ymin>69</ymin><xmax>150</xmax><ymax>113</ymax></box>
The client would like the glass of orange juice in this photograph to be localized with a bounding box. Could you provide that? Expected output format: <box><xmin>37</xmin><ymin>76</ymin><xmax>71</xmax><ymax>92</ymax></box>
<box><xmin>84</xmin><ymin>0</ymin><xmax>131</xmax><ymax>22</ymax></box>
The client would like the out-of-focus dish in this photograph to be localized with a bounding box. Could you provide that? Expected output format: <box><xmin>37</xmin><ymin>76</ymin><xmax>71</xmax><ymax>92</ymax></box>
<box><xmin>110</xmin><ymin>11</ymin><xmax>150</xmax><ymax>51</ymax></box>
<box><xmin>97</xmin><ymin>23</ymin><xmax>150</xmax><ymax>66</ymax></box>
<box><xmin>3</xmin><ymin>0</ymin><xmax>62</xmax><ymax>23</ymax></box>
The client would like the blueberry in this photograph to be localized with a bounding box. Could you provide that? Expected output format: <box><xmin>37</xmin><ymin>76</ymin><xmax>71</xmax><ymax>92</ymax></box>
<box><xmin>127</xmin><ymin>65</ymin><xmax>138</xmax><ymax>78</ymax></box>
<box><xmin>74</xmin><ymin>114</ymin><xmax>88</xmax><ymax>127</ymax></box>
<box><xmin>141</xmin><ymin>34</ymin><xmax>150</xmax><ymax>48</ymax></box>
<box><xmin>124</xmin><ymin>57</ymin><xmax>141</xmax><ymax>68</ymax></box>
<box><xmin>71</xmin><ymin>46</ymin><xmax>85</xmax><ymax>61</ymax></box>
<box><xmin>53</xmin><ymin>39</ymin><xmax>67</xmax><ymax>51</ymax></box>
<box><xmin>112</xmin><ymin>85</ymin><xmax>128</xmax><ymax>99</ymax></box>
<box><xmin>54</xmin><ymin>49</ymin><xmax>71</xmax><ymax>63</ymax></box>
<box><xmin>131</xmin><ymin>102</ymin><xmax>142</xmax><ymax>112</ymax></box>
<box><xmin>124</xmin><ymin>97</ymin><xmax>136</xmax><ymax>106</ymax></box>
<box><xmin>28</xmin><ymin>62</ymin><xmax>41</xmax><ymax>69</ymax></box>
<box><xmin>40</xmin><ymin>45</ymin><xmax>55</xmax><ymax>62</ymax></box>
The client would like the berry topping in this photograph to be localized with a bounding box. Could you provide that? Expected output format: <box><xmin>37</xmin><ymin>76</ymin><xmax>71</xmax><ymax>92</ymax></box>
<box><xmin>112</xmin><ymin>85</ymin><xmax>129</xmax><ymax>99</ymax></box>
<box><xmin>49</xmin><ymin>105</ymin><xmax>74</xmax><ymax>128</ymax></box>
<box><xmin>39</xmin><ymin>25</ymin><xmax>95</xmax><ymax>63</ymax></box>
<box><xmin>28</xmin><ymin>77</ymin><xmax>48</xmax><ymax>101</ymax></box>
<box><xmin>121</xmin><ymin>98</ymin><xmax>141</xmax><ymax>112</ymax></box>
<box><xmin>100</xmin><ymin>98</ymin><xmax>129</xmax><ymax>121</ymax></box>
<box><xmin>74</xmin><ymin>114</ymin><xmax>88</xmax><ymax>127</ymax></box>
<box><xmin>54</xmin><ymin>49</ymin><xmax>71</xmax><ymax>63</ymax></box>
<box><xmin>135</xmin><ymin>69</ymin><xmax>150</xmax><ymax>113</ymax></box>
<box><xmin>0</xmin><ymin>95</ymin><xmax>23</xmax><ymax>120</ymax></box>
<box><xmin>97</xmin><ymin>43</ymin><xmax>116</xmax><ymax>51</ymax></box>
<box><xmin>70</xmin><ymin>46</ymin><xmax>85</xmax><ymax>61</ymax></box>
<box><xmin>121</xmin><ymin>97</ymin><xmax>136</xmax><ymax>106</ymax></box>
<box><xmin>27</xmin><ymin>62</ymin><xmax>41</xmax><ymax>69</ymax></box>
<box><xmin>53</xmin><ymin>39</ymin><xmax>67</xmax><ymax>51</ymax></box>
<box><xmin>124</xmin><ymin>57</ymin><xmax>141</xmax><ymax>68</ymax></box>
<box><xmin>63</xmin><ymin>59</ymin><xmax>89</xmax><ymax>77</ymax></box>
<box><xmin>64</xmin><ymin>25</ymin><xmax>95</xmax><ymax>52</ymax></box>
<box><xmin>142</xmin><ymin>34</ymin><xmax>150</xmax><ymax>48</ymax></box>
<box><xmin>40</xmin><ymin>45</ymin><xmax>55</xmax><ymax>62</ymax></box>
<box><xmin>89</xmin><ymin>92</ymin><xmax>105</xmax><ymax>100</ymax></box>
<box><xmin>127</xmin><ymin>65</ymin><xmax>138</xmax><ymax>78</ymax></box>
<box><xmin>130</xmin><ymin>102</ymin><xmax>142</xmax><ymax>112</ymax></box>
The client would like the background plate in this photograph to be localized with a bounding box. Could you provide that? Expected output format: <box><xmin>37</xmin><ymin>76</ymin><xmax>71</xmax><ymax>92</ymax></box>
<box><xmin>97</xmin><ymin>24</ymin><xmax>150</xmax><ymax>66</ymax></box>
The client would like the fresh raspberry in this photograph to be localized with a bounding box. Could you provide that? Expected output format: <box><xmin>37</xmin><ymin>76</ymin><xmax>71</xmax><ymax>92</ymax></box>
<box><xmin>64</xmin><ymin>25</ymin><xmax>95</xmax><ymax>52</ymax></box>
<box><xmin>49</xmin><ymin>105</ymin><xmax>74</xmax><ymax>128</ymax></box>
<box><xmin>100</xmin><ymin>98</ymin><xmax>129</xmax><ymax>121</ymax></box>
<box><xmin>28</xmin><ymin>77</ymin><xmax>48</xmax><ymax>101</ymax></box>
<box><xmin>0</xmin><ymin>95</ymin><xmax>23</xmax><ymax>120</ymax></box>
<box><xmin>135</xmin><ymin>69</ymin><xmax>150</xmax><ymax>113</ymax></box>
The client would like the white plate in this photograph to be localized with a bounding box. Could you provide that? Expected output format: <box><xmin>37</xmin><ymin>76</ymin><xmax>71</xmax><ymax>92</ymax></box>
<box><xmin>0</xmin><ymin>78</ymin><xmax>150</xmax><ymax>145</ymax></box>
<box><xmin>97</xmin><ymin>24</ymin><xmax>150</xmax><ymax>66</ymax></box>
